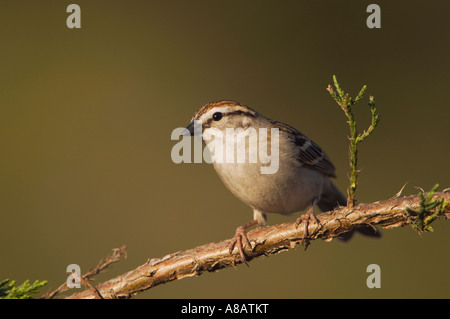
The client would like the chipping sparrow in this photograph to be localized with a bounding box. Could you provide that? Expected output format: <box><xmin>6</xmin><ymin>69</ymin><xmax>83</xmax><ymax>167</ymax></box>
<box><xmin>185</xmin><ymin>100</ymin><xmax>378</xmax><ymax>261</ymax></box>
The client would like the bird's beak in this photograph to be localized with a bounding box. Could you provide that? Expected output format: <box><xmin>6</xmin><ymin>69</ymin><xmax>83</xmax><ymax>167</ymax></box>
<box><xmin>183</xmin><ymin>120</ymin><xmax>203</xmax><ymax>137</ymax></box>
<box><xmin>183</xmin><ymin>121</ymin><xmax>195</xmax><ymax>136</ymax></box>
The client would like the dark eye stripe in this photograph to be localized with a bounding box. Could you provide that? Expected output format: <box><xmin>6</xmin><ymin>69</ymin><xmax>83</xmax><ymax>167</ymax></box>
<box><xmin>228</xmin><ymin>110</ymin><xmax>256</xmax><ymax>118</ymax></box>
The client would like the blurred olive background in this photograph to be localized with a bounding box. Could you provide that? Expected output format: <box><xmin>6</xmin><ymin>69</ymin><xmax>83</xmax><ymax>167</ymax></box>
<box><xmin>1</xmin><ymin>1</ymin><xmax>449</xmax><ymax>299</ymax></box>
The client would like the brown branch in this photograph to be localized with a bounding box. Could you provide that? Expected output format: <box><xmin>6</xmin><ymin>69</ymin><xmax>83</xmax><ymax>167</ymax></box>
<box><xmin>42</xmin><ymin>245</ymin><xmax>127</xmax><ymax>299</ymax></box>
<box><xmin>64</xmin><ymin>192</ymin><xmax>449</xmax><ymax>299</ymax></box>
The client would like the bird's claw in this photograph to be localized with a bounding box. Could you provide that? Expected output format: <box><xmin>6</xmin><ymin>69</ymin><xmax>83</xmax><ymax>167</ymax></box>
<box><xmin>228</xmin><ymin>226</ymin><xmax>253</xmax><ymax>264</ymax></box>
<box><xmin>295</xmin><ymin>208</ymin><xmax>321</xmax><ymax>243</ymax></box>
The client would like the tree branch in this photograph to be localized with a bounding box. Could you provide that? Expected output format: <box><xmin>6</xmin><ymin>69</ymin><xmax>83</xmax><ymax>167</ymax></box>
<box><xmin>42</xmin><ymin>245</ymin><xmax>127</xmax><ymax>299</ymax></box>
<box><xmin>60</xmin><ymin>191</ymin><xmax>449</xmax><ymax>299</ymax></box>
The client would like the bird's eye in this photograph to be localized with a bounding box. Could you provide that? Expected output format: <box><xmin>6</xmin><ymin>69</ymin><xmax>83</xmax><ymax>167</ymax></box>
<box><xmin>212</xmin><ymin>112</ymin><xmax>223</xmax><ymax>121</ymax></box>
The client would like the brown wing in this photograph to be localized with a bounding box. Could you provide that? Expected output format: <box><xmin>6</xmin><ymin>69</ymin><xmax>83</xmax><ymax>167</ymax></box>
<box><xmin>275</xmin><ymin>121</ymin><xmax>337</xmax><ymax>177</ymax></box>
<box><xmin>293</xmin><ymin>134</ymin><xmax>336</xmax><ymax>177</ymax></box>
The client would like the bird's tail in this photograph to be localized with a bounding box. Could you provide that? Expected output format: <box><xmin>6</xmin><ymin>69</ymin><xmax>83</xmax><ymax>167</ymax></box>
<box><xmin>318</xmin><ymin>179</ymin><xmax>381</xmax><ymax>241</ymax></box>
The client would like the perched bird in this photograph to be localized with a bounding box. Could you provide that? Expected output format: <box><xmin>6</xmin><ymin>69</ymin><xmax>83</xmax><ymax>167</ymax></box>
<box><xmin>185</xmin><ymin>100</ymin><xmax>378</xmax><ymax>261</ymax></box>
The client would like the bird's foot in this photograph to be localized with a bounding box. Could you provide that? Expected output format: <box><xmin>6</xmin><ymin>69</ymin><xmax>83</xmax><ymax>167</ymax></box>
<box><xmin>228</xmin><ymin>220</ymin><xmax>258</xmax><ymax>264</ymax></box>
<box><xmin>295</xmin><ymin>206</ymin><xmax>321</xmax><ymax>243</ymax></box>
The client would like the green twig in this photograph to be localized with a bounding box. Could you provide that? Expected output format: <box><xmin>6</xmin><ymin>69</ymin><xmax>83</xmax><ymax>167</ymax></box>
<box><xmin>327</xmin><ymin>75</ymin><xmax>380</xmax><ymax>207</ymax></box>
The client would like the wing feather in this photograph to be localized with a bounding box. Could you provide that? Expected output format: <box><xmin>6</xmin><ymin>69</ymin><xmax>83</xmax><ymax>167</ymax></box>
<box><xmin>274</xmin><ymin>121</ymin><xmax>337</xmax><ymax>177</ymax></box>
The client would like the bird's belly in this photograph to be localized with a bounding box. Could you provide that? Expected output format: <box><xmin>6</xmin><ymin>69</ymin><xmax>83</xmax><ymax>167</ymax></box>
<box><xmin>213</xmin><ymin>161</ymin><xmax>324</xmax><ymax>215</ymax></box>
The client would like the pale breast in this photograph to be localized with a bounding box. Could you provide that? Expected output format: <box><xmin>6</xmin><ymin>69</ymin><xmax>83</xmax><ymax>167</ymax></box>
<box><xmin>206</xmin><ymin>125</ymin><xmax>325</xmax><ymax>215</ymax></box>
<box><xmin>213</xmin><ymin>159</ymin><xmax>324</xmax><ymax>215</ymax></box>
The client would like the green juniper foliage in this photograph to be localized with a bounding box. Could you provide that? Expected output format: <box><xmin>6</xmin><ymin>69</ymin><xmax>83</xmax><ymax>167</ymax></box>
<box><xmin>406</xmin><ymin>184</ymin><xmax>449</xmax><ymax>233</ymax></box>
<box><xmin>0</xmin><ymin>278</ymin><xmax>47</xmax><ymax>299</ymax></box>
<box><xmin>327</xmin><ymin>75</ymin><xmax>380</xmax><ymax>207</ymax></box>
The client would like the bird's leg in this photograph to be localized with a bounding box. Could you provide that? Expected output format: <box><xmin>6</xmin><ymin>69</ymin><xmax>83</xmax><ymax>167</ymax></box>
<box><xmin>295</xmin><ymin>199</ymin><xmax>321</xmax><ymax>240</ymax></box>
<box><xmin>228</xmin><ymin>219</ymin><xmax>258</xmax><ymax>263</ymax></box>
